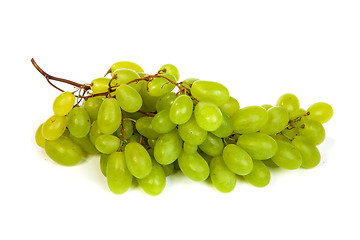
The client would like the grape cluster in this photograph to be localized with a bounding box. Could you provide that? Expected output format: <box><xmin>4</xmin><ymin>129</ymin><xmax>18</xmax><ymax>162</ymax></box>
<box><xmin>34</xmin><ymin>60</ymin><xmax>333</xmax><ymax>195</ymax></box>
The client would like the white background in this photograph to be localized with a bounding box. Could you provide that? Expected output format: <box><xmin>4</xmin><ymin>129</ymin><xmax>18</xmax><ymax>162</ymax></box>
<box><xmin>1</xmin><ymin>1</ymin><xmax>359</xmax><ymax>239</ymax></box>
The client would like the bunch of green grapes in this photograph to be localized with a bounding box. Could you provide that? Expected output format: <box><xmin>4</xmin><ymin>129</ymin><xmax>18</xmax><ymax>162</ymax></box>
<box><xmin>34</xmin><ymin>60</ymin><xmax>333</xmax><ymax>195</ymax></box>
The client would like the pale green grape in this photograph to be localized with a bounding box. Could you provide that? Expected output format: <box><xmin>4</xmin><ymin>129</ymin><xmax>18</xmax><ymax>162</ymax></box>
<box><xmin>190</xmin><ymin>81</ymin><xmax>229</xmax><ymax>106</ymax></box>
<box><xmin>169</xmin><ymin>94</ymin><xmax>193</xmax><ymax>124</ymax></box>
<box><xmin>260</xmin><ymin>106</ymin><xmax>289</xmax><ymax>135</ymax></box>
<box><xmin>210</xmin><ymin>156</ymin><xmax>236</xmax><ymax>193</ymax></box>
<box><xmin>67</xmin><ymin>107</ymin><xmax>91</xmax><ymax>138</ymax></box>
<box><xmin>199</xmin><ymin>133</ymin><xmax>223</xmax><ymax>157</ymax></box>
<box><xmin>232</xmin><ymin>106</ymin><xmax>268</xmax><ymax>134</ymax></box>
<box><xmin>307</xmin><ymin>102</ymin><xmax>333</xmax><ymax>124</ymax></box>
<box><xmin>140</xmin><ymin>83</ymin><xmax>159</xmax><ymax>112</ymax></box>
<box><xmin>115</xmin><ymin>84</ymin><xmax>142</xmax><ymax>113</ymax></box>
<box><xmin>116</xmin><ymin>119</ymin><xmax>134</xmax><ymax>139</ymax></box>
<box><xmin>211</xmin><ymin>111</ymin><xmax>234</xmax><ymax>138</ymax></box>
<box><xmin>271</xmin><ymin>140</ymin><xmax>302</xmax><ymax>169</ymax></box>
<box><xmin>194</xmin><ymin>102</ymin><xmax>222</xmax><ymax>131</ymax></box>
<box><xmin>53</xmin><ymin>91</ymin><xmax>75</xmax><ymax>116</ymax></box>
<box><xmin>178</xmin><ymin>151</ymin><xmax>209</xmax><ymax>182</ymax></box>
<box><xmin>281</xmin><ymin>127</ymin><xmax>299</xmax><ymax>139</ymax></box>
<box><xmin>100</xmin><ymin>154</ymin><xmax>109</xmax><ymax>176</ymax></box>
<box><xmin>125</xmin><ymin>142</ymin><xmax>152</xmax><ymax>179</ymax></box>
<box><xmin>219</xmin><ymin>97</ymin><xmax>240</xmax><ymax>117</ymax></box>
<box><xmin>183</xmin><ymin>142</ymin><xmax>197</xmax><ymax>154</ymax></box>
<box><xmin>159</xmin><ymin>64</ymin><xmax>180</xmax><ymax>81</ymax></box>
<box><xmin>42</xmin><ymin>115</ymin><xmax>67</xmax><ymax>140</ymax></box>
<box><xmin>156</xmin><ymin>92</ymin><xmax>177</xmax><ymax>112</ymax></box>
<box><xmin>162</xmin><ymin>163</ymin><xmax>175</xmax><ymax>176</ymax></box>
<box><xmin>95</xmin><ymin>135</ymin><xmax>120</xmax><ymax>154</ymax></box>
<box><xmin>152</xmin><ymin>110</ymin><xmax>177</xmax><ymax>134</ymax></box>
<box><xmin>147</xmin><ymin>73</ymin><xmax>177</xmax><ymax>97</ymax></box>
<box><xmin>182</xmin><ymin>77</ymin><xmax>199</xmax><ymax>89</ymax></box>
<box><xmin>106</xmin><ymin>151</ymin><xmax>133</xmax><ymax>194</ymax></box>
<box><xmin>35</xmin><ymin>123</ymin><xmax>45</xmax><ymax>148</ymax></box>
<box><xmin>136</xmin><ymin>117</ymin><xmax>160</xmax><ymax>139</ymax></box>
<box><xmin>261</xmin><ymin>104</ymin><xmax>273</xmax><ymax>110</ymax></box>
<box><xmin>292</xmin><ymin>136</ymin><xmax>321</xmax><ymax>169</ymax></box>
<box><xmin>298</xmin><ymin>119</ymin><xmax>325</xmax><ymax>145</ymax></box>
<box><xmin>110</xmin><ymin>61</ymin><xmax>144</xmax><ymax>74</ymax></box>
<box><xmin>44</xmin><ymin>135</ymin><xmax>82</xmax><ymax>166</ymax></box>
<box><xmin>84</xmin><ymin>98</ymin><xmax>103</xmax><ymax>122</ymax></box>
<box><xmin>154</xmin><ymin>129</ymin><xmax>183</xmax><ymax>165</ymax></box>
<box><xmin>291</xmin><ymin>108</ymin><xmax>307</xmax><ymax>120</ymax></box>
<box><xmin>69</xmin><ymin>134</ymin><xmax>99</xmax><ymax>154</ymax></box>
<box><xmin>243</xmin><ymin>160</ymin><xmax>271</xmax><ymax>187</ymax></box>
<box><xmin>222</xmin><ymin>144</ymin><xmax>253</xmax><ymax>175</ymax></box>
<box><xmin>137</xmin><ymin>161</ymin><xmax>166</xmax><ymax>196</ymax></box>
<box><xmin>111</xmin><ymin>69</ymin><xmax>142</xmax><ymax>92</ymax></box>
<box><xmin>128</xmin><ymin>132</ymin><xmax>141</xmax><ymax>143</ymax></box>
<box><xmin>276</xmin><ymin>93</ymin><xmax>300</xmax><ymax>119</ymax></box>
<box><xmin>178</xmin><ymin>116</ymin><xmax>207</xmax><ymax>145</ymax></box>
<box><xmin>91</xmin><ymin>77</ymin><xmax>110</xmax><ymax>95</ymax></box>
<box><xmin>89</xmin><ymin>121</ymin><xmax>102</xmax><ymax>145</ymax></box>
<box><xmin>97</xmin><ymin>98</ymin><xmax>122</xmax><ymax>134</ymax></box>
<box><xmin>236</xmin><ymin>133</ymin><xmax>278</xmax><ymax>160</ymax></box>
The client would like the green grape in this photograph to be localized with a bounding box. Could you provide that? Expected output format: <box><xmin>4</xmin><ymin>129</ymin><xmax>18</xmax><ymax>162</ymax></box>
<box><xmin>298</xmin><ymin>119</ymin><xmax>325</xmax><ymax>145</ymax></box>
<box><xmin>271</xmin><ymin>140</ymin><xmax>302</xmax><ymax>169</ymax></box>
<box><xmin>232</xmin><ymin>106</ymin><xmax>268</xmax><ymax>134</ymax></box>
<box><xmin>261</xmin><ymin>104</ymin><xmax>273</xmax><ymax>110</ymax></box>
<box><xmin>100</xmin><ymin>154</ymin><xmax>109</xmax><ymax>177</ymax></box>
<box><xmin>222</xmin><ymin>144</ymin><xmax>253</xmax><ymax>175</ymax></box>
<box><xmin>123</xmin><ymin>111</ymin><xmax>144</xmax><ymax>120</ymax></box>
<box><xmin>152</xmin><ymin>110</ymin><xmax>177</xmax><ymax>134</ymax></box>
<box><xmin>97</xmin><ymin>98</ymin><xmax>122</xmax><ymax>134</ymax></box>
<box><xmin>262</xmin><ymin>158</ymin><xmax>279</xmax><ymax>168</ymax></box>
<box><xmin>159</xmin><ymin>64</ymin><xmax>180</xmax><ymax>81</ymax></box>
<box><xmin>178</xmin><ymin>116</ymin><xmax>207</xmax><ymax>145</ymax></box>
<box><xmin>111</xmin><ymin>69</ymin><xmax>142</xmax><ymax>92</ymax></box>
<box><xmin>281</xmin><ymin>127</ymin><xmax>299</xmax><ymax>139</ymax></box>
<box><xmin>194</xmin><ymin>102</ymin><xmax>222</xmax><ymax>131</ymax></box>
<box><xmin>162</xmin><ymin>163</ymin><xmax>175</xmax><ymax>176</ymax></box>
<box><xmin>291</xmin><ymin>108</ymin><xmax>307</xmax><ymax>120</ymax></box>
<box><xmin>292</xmin><ymin>136</ymin><xmax>321</xmax><ymax>169</ymax></box>
<box><xmin>276</xmin><ymin>93</ymin><xmax>300</xmax><ymax>119</ymax></box>
<box><xmin>198</xmin><ymin>150</ymin><xmax>212</xmax><ymax>165</ymax></box>
<box><xmin>219</xmin><ymin>97</ymin><xmax>240</xmax><ymax>117</ymax></box>
<box><xmin>35</xmin><ymin>123</ymin><xmax>45</xmax><ymax>148</ymax></box>
<box><xmin>69</xmin><ymin>134</ymin><xmax>99</xmax><ymax>154</ymax></box>
<box><xmin>181</xmin><ymin>77</ymin><xmax>199</xmax><ymax>89</ymax></box>
<box><xmin>236</xmin><ymin>133</ymin><xmax>278</xmax><ymax>160</ymax></box>
<box><xmin>42</xmin><ymin>115</ymin><xmax>67</xmax><ymax>140</ymax></box>
<box><xmin>307</xmin><ymin>102</ymin><xmax>333</xmax><ymax>124</ymax></box>
<box><xmin>169</xmin><ymin>94</ymin><xmax>193</xmax><ymax>125</ymax></box>
<box><xmin>199</xmin><ymin>133</ymin><xmax>223</xmax><ymax>157</ymax></box>
<box><xmin>147</xmin><ymin>73</ymin><xmax>177</xmax><ymax>97</ymax></box>
<box><xmin>190</xmin><ymin>81</ymin><xmax>230</xmax><ymax>106</ymax></box>
<box><xmin>243</xmin><ymin>160</ymin><xmax>271</xmax><ymax>187</ymax></box>
<box><xmin>44</xmin><ymin>135</ymin><xmax>82</xmax><ymax>166</ymax></box>
<box><xmin>183</xmin><ymin>142</ymin><xmax>197</xmax><ymax>154</ymax></box>
<box><xmin>211</xmin><ymin>111</ymin><xmax>234</xmax><ymax>138</ymax></box>
<box><xmin>106</xmin><ymin>151</ymin><xmax>133</xmax><ymax>194</ymax></box>
<box><xmin>110</xmin><ymin>61</ymin><xmax>144</xmax><ymax>74</ymax></box>
<box><xmin>147</xmin><ymin>138</ymin><xmax>156</xmax><ymax>148</ymax></box>
<box><xmin>260</xmin><ymin>106</ymin><xmax>289</xmax><ymax>135</ymax></box>
<box><xmin>210</xmin><ymin>156</ymin><xmax>236</xmax><ymax>193</ymax></box>
<box><xmin>155</xmin><ymin>92</ymin><xmax>177</xmax><ymax>112</ymax></box>
<box><xmin>115</xmin><ymin>84</ymin><xmax>142</xmax><ymax>113</ymax></box>
<box><xmin>91</xmin><ymin>77</ymin><xmax>110</xmax><ymax>95</ymax></box>
<box><xmin>140</xmin><ymin>83</ymin><xmax>159</xmax><ymax>112</ymax></box>
<box><xmin>271</xmin><ymin>134</ymin><xmax>292</xmax><ymax>143</ymax></box>
<box><xmin>137</xmin><ymin>161</ymin><xmax>166</xmax><ymax>196</ymax></box>
<box><xmin>128</xmin><ymin>132</ymin><xmax>141</xmax><ymax>143</ymax></box>
<box><xmin>116</xmin><ymin>119</ymin><xmax>134</xmax><ymax>139</ymax></box>
<box><xmin>89</xmin><ymin>121</ymin><xmax>102</xmax><ymax>145</ymax></box>
<box><xmin>53</xmin><ymin>91</ymin><xmax>75</xmax><ymax>116</ymax></box>
<box><xmin>67</xmin><ymin>107</ymin><xmax>91</xmax><ymax>138</ymax></box>
<box><xmin>136</xmin><ymin>117</ymin><xmax>160</xmax><ymax>139</ymax></box>
<box><xmin>178</xmin><ymin>151</ymin><xmax>209</xmax><ymax>182</ymax></box>
<box><xmin>125</xmin><ymin>142</ymin><xmax>152</xmax><ymax>179</ymax></box>
<box><xmin>83</xmin><ymin>98</ymin><xmax>103</xmax><ymax>122</ymax></box>
<box><xmin>154</xmin><ymin>129</ymin><xmax>183</xmax><ymax>165</ymax></box>
<box><xmin>95</xmin><ymin>135</ymin><xmax>120</xmax><ymax>154</ymax></box>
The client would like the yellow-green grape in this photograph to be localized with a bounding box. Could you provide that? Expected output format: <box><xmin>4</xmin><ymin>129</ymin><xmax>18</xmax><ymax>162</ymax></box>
<box><xmin>292</xmin><ymin>136</ymin><xmax>321</xmax><ymax>169</ymax></box>
<box><xmin>111</xmin><ymin>69</ymin><xmax>142</xmax><ymax>92</ymax></box>
<box><xmin>125</xmin><ymin>142</ymin><xmax>152</xmax><ymax>179</ymax></box>
<box><xmin>243</xmin><ymin>160</ymin><xmax>271</xmax><ymax>187</ymax></box>
<box><xmin>69</xmin><ymin>134</ymin><xmax>99</xmax><ymax>154</ymax></box>
<box><xmin>128</xmin><ymin>132</ymin><xmax>141</xmax><ymax>143</ymax></box>
<box><xmin>106</xmin><ymin>151</ymin><xmax>133</xmax><ymax>194</ymax></box>
<box><xmin>137</xmin><ymin>161</ymin><xmax>166</xmax><ymax>196</ymax></box>
<box><xmin>271</xmin><ymin>140</ymin><xmax>302</xmax><ymax>170</ymax></box>
<box><xmin>261</xmin><ymin>104</ymin><xmax>273</xmax><ymax>110</ymax></box>
<box><xmin>199</xmin><ymin>150</ymin><xmax>213</xmax><ymax>165</ymax></box>
<box><xmin>260</xmin><ymin>106</ymin><xmax>289</xmax><ymax>135</ymax></box>
<box><xmin>199</xmin><ymin>133</ymin><xmax>224</xmax><ymax>157</ymax></box>
<box><xmin>298</xmin><ymin>119</ymin><xmax>325</xmax><ymax>145</ymax></box>
<box><xmin>263</xmin><ymin>158</ymin><xmax>279</xmax><ymax>168</ymax></box>
<box><xmin>140</xmin><ymin>83</ymin><xmax>159</xmax><ymax>112</ymax></box>
<box><xmin>178</xmin><ymin>116</ymin><xmax>207</xmax><ymax>145</ymax></box>
<box><xmin>53</xmin><ymin>91</ymin><xmax>75</xmax><ymax>116</ymax></box>
<box><xmin>83</xmin><ymin>98</ymin><xmax>103</xmax><ymax>122</ymax></box>
<box><xmin>222</xmin><ymin>144</ymin><xmax>253</xmax><ymax>175</ymax></box>
<box><xmin>232</xmin><ymin>106</ymin><xmax>268</xmax><ymax>134</ymax></box>
<box><xmin>159</xmin><ymin>64</ymin><xmax>180</xmax><ymax>81</ymax></box>
<box><xmin>97</xmin><ymin>98</ymin><xmax>122</xmax><ymax>134</ymax></box>
<box><xmin>154</xmin><ymin>129</ymin><xmax>183</xmax><ymax>165</ymax></box>
<box><xmin>210</xmin><ymin>156</ymin><xmax>236</xmax><ymax>193</ymax></box>
<box><xmin>169</xmin><ymin>95</ymin><xmax>193</xmax><ymax>125</ymax></box>
<box><xmin>44</xmin><ymin>135</ymin><xmax>82</xmax><ymax>166</ymax></box>
<box><xmin>211</xmin><ymin>111</ymin><xmax>234</xmax><ymax>138</ymax></box>
<box><xmin>147</xmin><ymin>73</ymin><xmax>177</xmax><ymax>97</ymax></box>
<box><xmin>91</xmin><ymin>77</ymin><xmax>110</xmax><ymax>95</ymax></box>
<box><xmin>155</xmin><ymin>92</ymin><xmax>177</xmax><ymax>112</ymax></box>
<box><xmin>110</xmin><ymin>61</ymin><xmax>144</xmax><ymax>75</ymax></box>
<box><xmin>152</xmin><ymin>110</ymin><xmax>177</xmax><ymax>134</ymax></box>
<box><xmin>307</xmin><ymin>102</ymin><xmax>333</xmax><ymax>124</ymax></box>
<box><xmin>271</xmin><ymin>134</ymin><xmax>292</xmax><ymax>143</ymax></box>
<box><xmin>276</xmin><ymin>93</ymin><xmax>300</xmax><ymax>119</ymax></box>
<box><xmin>67</xmin><ymin>107</ymin><xmax>91</xmax><ymax>138</ymax></box>
<box><xmin>89</xmin><ymin>121</ymin><xmax>102</xmax><ymax>145</ymax></box>
<box><xmin>183</xmin><ymin>142</ymin><xmax>197</xmax><ymax>154</ymax></box>
<box><xmin>182</xmin><ymin>77</ymin><xmax>199</xmax><ymax>89</ymax></box>
<box><xmin>42</xmin><ymin>115</ymin><xmax>67</xmax><ymax>140</ymax></box>
<box><xmin>219</xmin><ymin>97</ymin><xmax>240</xmax><ymax>117</ymax></box>
<box><xmin>116</xmin><ymin>120</ymin><xmax>134</xmax><ymax>140</ymax></box>
<box><xmin>95</xmin><ymin>135</ymin><xmax>120</xmax><ymax>154</ymax></box>
<box><xmin>162</xmin><ymin>163</ymin><xmax>175</xmax><ymax>176</ymax></box>
<box><xmin>178</xmin><ymin>151</ymin><xmax>209</xmax><ymax>182</ymax></box>
<box><xmin>147</xmin><ymin>138</ymin><xmax>156</xmax><ymax>148</ymax></box>
<box><xmin>100</xmin><ymin>154</ymin><xmax>109</xmax><ymax>177</ymax></box>
<box><xmin>194</xmin><ymin>102</ymin><xmax>222</xmax><ymax>131</ymax></box>
<box><xmin>236</xmin><ymin>133</ymin><xmax>278</xmax><ymax>160</ymax></box>
<box><xmin>190</xmin><ymin>81</ymin><xmax>230</xmax><ymax>106</ymax></box>
<box><xmin>291</xmin><ymin>108</ymin><xmax>307</xmax><ymax>120</ymax></box>
<box><xmin>115</xmin><ymin>85</ymin><xmax>142</xmax><ymax>113</ymax></box>
<box><xmin>136</xmin><ymin>117</ymin><xmax>160</xmax><ymax>139</ymax></box>
<box><xmin>35</xmin><ymin>123</ymin><xmax>45</xmax><ymax>148</ymax></box>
